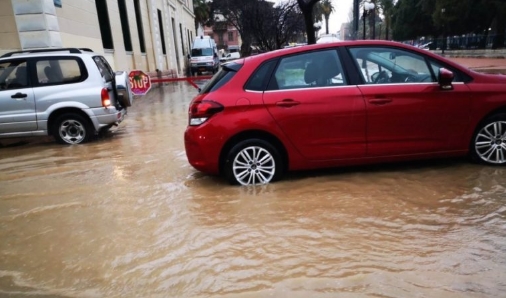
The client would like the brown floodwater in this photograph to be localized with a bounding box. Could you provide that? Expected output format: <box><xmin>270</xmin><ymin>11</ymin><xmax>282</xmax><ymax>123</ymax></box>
<box><xmin>1</xmin><ymin>82</ymin><xmax>506</xmax><ymax>297</ymax></box>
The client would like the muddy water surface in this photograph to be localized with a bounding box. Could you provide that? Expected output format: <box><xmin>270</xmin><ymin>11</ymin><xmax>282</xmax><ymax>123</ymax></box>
<box><xmin>1</xmin><ymin>83</ymin><xmax>506</xmax><ymax>297</ymax></box>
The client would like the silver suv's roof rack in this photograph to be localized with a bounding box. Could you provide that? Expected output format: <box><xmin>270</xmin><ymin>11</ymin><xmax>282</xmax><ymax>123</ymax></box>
<box><xmin>1</xmin><ymin>48</ymin><xmax>86</xmax><ymax>58</ymax></box>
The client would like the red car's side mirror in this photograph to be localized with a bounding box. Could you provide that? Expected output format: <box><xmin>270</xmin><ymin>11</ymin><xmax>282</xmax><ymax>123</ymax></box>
<box><xmin>438</xmin><ymin>68</ymin><xmax>454</xmax><ymax>90</ymax></box>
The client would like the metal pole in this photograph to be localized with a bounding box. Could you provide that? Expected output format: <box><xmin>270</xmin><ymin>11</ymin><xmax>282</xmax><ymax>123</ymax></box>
<box><xmin>353</xmin><ymin>0</ymin><xmax>359</xmax><ymax>39</ymax></box>
<box><xmin>372</xmin><ymin>0</ymin><xmax>376</xmax><ymax>39</ymax></box>
<box><xmin>363</xmin><ymin>11</ymin><xmax>366</xmax><ymax>40</ymax></box>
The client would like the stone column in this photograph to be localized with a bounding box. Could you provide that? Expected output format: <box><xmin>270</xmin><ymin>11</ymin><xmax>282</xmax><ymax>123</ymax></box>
<box><xmin>11</xmin><ymin>0</ymin><xmax>62</xmax><ymax>49</ymax></box>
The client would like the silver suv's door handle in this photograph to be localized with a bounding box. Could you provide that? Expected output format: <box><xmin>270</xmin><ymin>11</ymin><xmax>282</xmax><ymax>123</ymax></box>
<box><xmin>11</xmin><ymin>92</ymin><xmax>27</xmax><ymax>99</ymax></box>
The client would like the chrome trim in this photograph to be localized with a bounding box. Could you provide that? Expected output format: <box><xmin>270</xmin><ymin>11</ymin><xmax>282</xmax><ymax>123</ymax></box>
<box><xmin>263</xmin><ymin>85</ymin><xmax>355</xmax><ymax>93</ymax></box>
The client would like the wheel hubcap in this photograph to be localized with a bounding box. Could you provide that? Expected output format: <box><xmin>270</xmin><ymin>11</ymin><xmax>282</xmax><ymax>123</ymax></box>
<box><xmin>233</xmin><ymin>146</ymin><xmax>275</xmax><ymax>186</ymax></box>
<box><xmin>475</xmin><ymin>121</ymin><xmax>506</xmax><ymax>164</ymax></box>
<box><xmin>59</xmin><ymin>119</ymin><xmax>86</xmax><ymax>144</ymax></box>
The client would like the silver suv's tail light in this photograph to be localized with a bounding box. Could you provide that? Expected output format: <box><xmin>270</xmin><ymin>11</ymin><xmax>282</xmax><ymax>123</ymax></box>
<box><xmin>101</xmin><ymin>88</ymin><xmax>111</xmax><ymax>107</ymax></box>
<box><xmin>189</xmin><ymin>100</ymin><xmax>223</xmax><ymax>126</ymax></box>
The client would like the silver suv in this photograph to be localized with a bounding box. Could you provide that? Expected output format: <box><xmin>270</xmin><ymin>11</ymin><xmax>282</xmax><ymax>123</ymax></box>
<box><xmin>0</xmin><ymin>48</ymin><xmax>132</xmax><ymax>144</ymax></box>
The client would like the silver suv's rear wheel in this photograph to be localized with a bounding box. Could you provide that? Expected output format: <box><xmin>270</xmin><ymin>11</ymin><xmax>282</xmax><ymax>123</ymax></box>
<box><xmin>53</xmin><ymin>113</ymin><xmax>92</xmax><ymax>145</ymax></box>
<box><xmin>472</xmin><ymin>114</ymin><xmax>506</xmax><ymax>165</ymax></box>
<box><xmin>224</xmin><ymin>139</ymin><xmax>283</xmax><ymax>185</ymax></box>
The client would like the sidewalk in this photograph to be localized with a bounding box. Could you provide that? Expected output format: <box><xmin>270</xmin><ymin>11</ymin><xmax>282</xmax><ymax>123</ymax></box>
<box><xmin>447</xmin><ymin>57</ymin><xmax>506</xmax><ymax>74</ymax></box>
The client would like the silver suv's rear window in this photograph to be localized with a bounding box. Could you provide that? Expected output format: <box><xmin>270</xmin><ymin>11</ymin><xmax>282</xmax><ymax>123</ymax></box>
<box><xmin>35</xmin><ymin>58</ymin><xmax>86</xmax><ymax>85</ymax></box>
<box><xmin>93</xmin><ymin>56</ymin><xmax>115</xmax><ymax>82</ymax></box>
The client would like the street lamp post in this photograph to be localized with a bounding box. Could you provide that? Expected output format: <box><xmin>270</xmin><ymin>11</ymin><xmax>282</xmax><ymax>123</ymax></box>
<box><xmin>441</xmin><ymin>8</ymin><xmax>446</xmax><ymax>54</ymax></box>
<box><xmin>371</xmin><ymin>0</ymin><xmax>376</xmax><ymax>39</ymax></box>
<box><xmin>362</xmin><ymin>1</ymin><xmax>375</xmax><ymax>40</ymax></box>
<box><xmin>353</xmin><ymin>0</ymin><xmax>359</xmax><ymax>39</ymax></box>
<box><xmin>314</xmin><ymin>21</ymin><xmax>322</xmax><ymax>41</ymax></box>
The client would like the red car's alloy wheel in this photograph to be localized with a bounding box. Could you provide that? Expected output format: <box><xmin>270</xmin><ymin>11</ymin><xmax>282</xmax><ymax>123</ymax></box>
<box><xmin>225</xmin><ymin>139</ymin><xmax>283</xmax><ymax>186</ymax></box>
<box><xmin>473</xmin><ymin>115</ymin><xmax>506</xmax><ymax>165</ymax></box>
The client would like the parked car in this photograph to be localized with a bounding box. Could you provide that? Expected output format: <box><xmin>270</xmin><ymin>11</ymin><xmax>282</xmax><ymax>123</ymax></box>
<box><xmin>317</xmin><ymin>34</ymin><xmax>340</xmax><ymax>44</ymax></box>
<box><xmin>219</xmin><ymin>52</ymin><xmax>241</xmax><ymax>63</ymax></box>
<box><xmin>418</xmin><ymin>42</ymin><xmax>433</xmax><ymax>50</ymax></box>
<box><xmin>184</xmin><ymin>40</ymin><xmax>506</xmax><ymax>185</ymax></box>
<box><xmin>0</xmin><ymin>48</ymin><xmax>132</xmax><ymax>144</ymax></box>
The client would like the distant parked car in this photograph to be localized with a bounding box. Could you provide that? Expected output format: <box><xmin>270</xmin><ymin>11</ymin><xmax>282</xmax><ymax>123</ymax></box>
<box><xmin>185</xmin><ymin>40</ymin><xmax>506</xmax><ymax>185</ymax></box>
<box><xmin>0</xmin><ymin>48</ymin><xmax>132</xmax><ymax>144</ymax></box>
<box><xmin>220</xmin><ymin>52</ymin><xmax>241</xmax><ymax>63</ymax></box>
<box><xmin>317</xmin><ymin>34</ymin><xmax>340</xmax><ymax>44</ymax></box>
<box><xmin>418</xmin><ymin>42</ymin><xmax>433</xmax><ymax>50</ymax></box>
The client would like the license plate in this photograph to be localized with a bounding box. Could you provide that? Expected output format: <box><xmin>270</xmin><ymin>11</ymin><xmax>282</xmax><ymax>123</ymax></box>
<box><xmin>199</xmin><ymin>68</ymin><xmax>206</xmax><ymax>71</ymax></box>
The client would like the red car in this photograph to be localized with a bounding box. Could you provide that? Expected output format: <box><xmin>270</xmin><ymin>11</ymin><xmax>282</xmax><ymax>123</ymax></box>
<box><xmin>185</xmin><ymin>40</ymin><xmax>506</xmax><ymax>185</ymax></box>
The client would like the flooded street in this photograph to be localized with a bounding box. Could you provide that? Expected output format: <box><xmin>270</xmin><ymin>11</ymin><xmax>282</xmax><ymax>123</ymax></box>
<box><xmin>1</xmin><ymin>82</ymin><xmax>506</xmax><ymax>297</ymax></box>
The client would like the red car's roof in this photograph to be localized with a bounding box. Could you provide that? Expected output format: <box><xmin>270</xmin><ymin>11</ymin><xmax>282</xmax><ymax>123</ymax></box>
<box><xmin>242</xmin><ymin>40</ymin><xmax>473</xmax><ymax>77</ymax></box>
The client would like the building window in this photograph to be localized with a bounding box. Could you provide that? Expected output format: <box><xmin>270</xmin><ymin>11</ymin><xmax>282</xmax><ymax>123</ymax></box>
<box><xmin>218</xmin><ymin>33</ymin><xmax>224</xmax><ymax>44</ymax></box>
<box><xmin>134</xmin><ymin>0</ymin><xmax>146</xmax><ymax>53</ymax></box>
<box><xmin>172</xmin><ymin>17</ymin><xmax>180</xmax><ymax>72</ymax></box>
<box><xmin>95</xmin><ymin>0</ymin><xmax>114</xmax><ymax>49</ymax></box>
<box><xmin>117</xmin><ymin>0</ymin><xmax>132</xmax><ymax>51</ymax></box>
<box><xmin>228</xmin><ymin>32</ymin><xmax>234</xmax><ymax>42</ymax></box>
<box><xmin>179</xmin><ymin>23</ymin><xmax>185</xmax><ymax>56</ymax></box>
<box><xmin>157</xmin><ymin>9</ymin><xmax>166</xmax><ymax>54</ymax></box>
<box><xmin>187</xmin><ymin>29</ymin><xmax>192</xmax><ymax>54</ymax></box>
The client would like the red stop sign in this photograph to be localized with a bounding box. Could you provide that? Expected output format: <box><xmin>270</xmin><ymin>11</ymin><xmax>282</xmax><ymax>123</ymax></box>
<box><xmin>129</xmin><ymin>70</ymin><xmax>151</xmax><ymax>96</ymax></box>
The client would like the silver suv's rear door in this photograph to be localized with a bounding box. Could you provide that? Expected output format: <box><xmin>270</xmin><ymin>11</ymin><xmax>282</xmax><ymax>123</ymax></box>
<box><xmin>92</xmin><ymin>56</ymin><xmax>117</xmax><ymax>106</ymax></box>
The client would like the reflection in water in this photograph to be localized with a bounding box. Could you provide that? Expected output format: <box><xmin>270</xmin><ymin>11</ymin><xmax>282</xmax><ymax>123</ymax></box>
<box><xmin>1</xmin><ymin>83</ymin><xmax>506</xmax><ymax>297</ymax></box>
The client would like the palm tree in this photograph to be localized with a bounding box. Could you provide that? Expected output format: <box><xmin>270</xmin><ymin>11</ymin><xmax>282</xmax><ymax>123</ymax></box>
<box><xmin>376</xmin><ymin>0</ymin><xmax>393</xmax><ymax>40</ymax></box>
<box><xmin>321</xmin><ymin>0</ymin><xmax>335</xmax><ymax>34</ymax></box>
<box><xmin>313</xmin><ymin>1</ymin><xmax>324</xmax><ymax>23</ymax></box>
<box><xmin>193</xmin><ymin>0</ymin><xmax>210</xmax><ymax>32</ymax></box>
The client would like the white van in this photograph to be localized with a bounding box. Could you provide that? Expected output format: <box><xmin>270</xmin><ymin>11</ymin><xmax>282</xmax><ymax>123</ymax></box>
<box><xmin>189</xmin><ymin>36</ymin><xmax>219</xmax><ymax>75</ymax></box>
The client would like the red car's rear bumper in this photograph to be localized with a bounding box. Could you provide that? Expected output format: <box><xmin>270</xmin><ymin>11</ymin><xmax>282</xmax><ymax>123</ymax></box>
<box><xmin>184</xmin><ymin>126</ymin><xmax>222</xmax><ymax>175</ymax></box>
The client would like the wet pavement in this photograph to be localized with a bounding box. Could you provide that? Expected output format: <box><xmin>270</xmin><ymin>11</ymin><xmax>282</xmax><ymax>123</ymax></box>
<box><xmin>1</xmin><ymin>72</ymin><xmax>506</xmax><ymax>297</ymax></box>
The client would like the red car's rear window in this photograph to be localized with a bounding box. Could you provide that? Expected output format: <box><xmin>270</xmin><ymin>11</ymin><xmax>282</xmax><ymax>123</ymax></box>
<box><xmin>200</xmin><ymin>62</ymin><xmax>243</xmax><ymax>94</ymax></box>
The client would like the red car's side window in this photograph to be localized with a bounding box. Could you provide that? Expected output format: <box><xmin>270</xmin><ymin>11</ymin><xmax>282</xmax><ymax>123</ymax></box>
<box><xmin>269</xmin><ymin>50</ymin><xmax>346</xmax><ymax>90</ymax></box>
<box><xmin>349</xmin><ymin>47</ymin><xmax>435</xmax><ymax>84</ymax></box>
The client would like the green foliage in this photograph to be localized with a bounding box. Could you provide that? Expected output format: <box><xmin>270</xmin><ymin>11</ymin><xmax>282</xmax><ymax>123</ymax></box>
<box><xmin>297</xmin><ymin>0</ymin><xmax>321</xmax><ymax>44</ymax></box>
<box><xmin>391</xmin><ymin>0</ymin><xmax>504</xmax><ymax>42</ymax></box>
<box><xmin>208</xmin><ymin>0</ymin><xmax>306</xmax><ymax>54</ymax></box>
<box><xmin>193</xmin><ymin>0</ymin><xmax>210</xmax><ymax>31</ymax></box>
<box><xmin>391</xmin><ymin>0</ymin><xmax>435</xmax><ymax>40</ymax></box>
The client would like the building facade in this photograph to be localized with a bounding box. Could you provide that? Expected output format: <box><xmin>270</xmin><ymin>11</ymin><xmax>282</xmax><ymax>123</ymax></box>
<box><xmin>0</xmin><ymin>0</ymin><xmax>195</xmax><ymax>75</ymax></box>
<box><xmin>203</xmin><ymin>14</ymin><xmax>241</xmax><ymax>53</ymax></box>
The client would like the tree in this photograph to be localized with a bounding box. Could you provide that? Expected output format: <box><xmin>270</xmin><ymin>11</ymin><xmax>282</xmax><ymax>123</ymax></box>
<box><xmin>376</xmin><ymin>0</ymin><xmax>393</xmax><ymax>40</ymax></box>
<box><xmin>391</xmin><ymin>0</ymin><xmax>435</xmax><ymax>40</ymax></box>
<box><xmin>321</xmin><ymin>0</ymin><xmax>335</xmax><ymax>34</ymax></box>
<box><xmin>211</xmin><ymin>0</ymin><xmax>261</xmax><ymax>56</ymax></box>
<box><xmin>252</xmin><ymin>0</ymin><xmax>306</xmax><ymax>51</ymax></box>
<box><xmin>297</xmin><ymin>0</ymin><xmax>321</xmax><ymax>44</ymax></box>
<box><xmin>193</xmin><ymin>0</ymin><xmax>210</xmax><ymax>32</ymax></box>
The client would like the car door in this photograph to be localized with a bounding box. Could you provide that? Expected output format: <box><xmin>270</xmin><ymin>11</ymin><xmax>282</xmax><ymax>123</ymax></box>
<box><xmin>347</xmin><ymin>46</ymin><xmax>472</xmax><ymax>157</ymax></box>
<box><xmin>0</xmin><ymin>59</ymin><xmax>36</xmax><ymax>134</ymax></box>
<box><xmin>262</xmin><ymin>49</ymin><xmax>367</xmax><ymax>161</ymax></box>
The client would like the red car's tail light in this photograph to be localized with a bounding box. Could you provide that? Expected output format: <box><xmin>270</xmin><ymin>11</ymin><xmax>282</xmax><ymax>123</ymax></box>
<box><xmin>101</xmin><ymin>88</ymin><xmax>111</xmax><ymax>107</ymax></box>
<box><xmin>189</xmin><ymin>100</ymin><xmax>224</xmax><ymax>126</ymax></box>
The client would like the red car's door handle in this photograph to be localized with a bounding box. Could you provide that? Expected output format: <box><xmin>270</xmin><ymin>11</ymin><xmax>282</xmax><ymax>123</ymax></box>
<box><xmin>276</xmin><ymin>99</ymin><xmax>300</xmax><ymax>107</ymax></box>
<box><xmin>368</xmin><ymin>98</ymin><xmax>392</xmax><ymax>105</ymax></box>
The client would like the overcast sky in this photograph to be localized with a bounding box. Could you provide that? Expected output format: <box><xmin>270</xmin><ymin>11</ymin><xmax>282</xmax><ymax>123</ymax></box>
<box><xmin>268</xmin><ymin>0</ymin><xmax>354</xmax><ymax>34</ymax></box>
